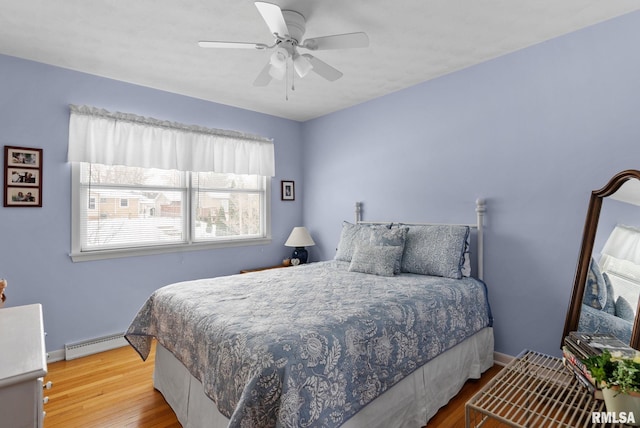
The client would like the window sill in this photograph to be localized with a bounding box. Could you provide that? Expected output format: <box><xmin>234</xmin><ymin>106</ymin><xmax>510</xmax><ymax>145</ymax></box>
<box><xmin>70</xmin><ymin>237</ymin><xmax>272</xmax><ymax>262</ymax></box>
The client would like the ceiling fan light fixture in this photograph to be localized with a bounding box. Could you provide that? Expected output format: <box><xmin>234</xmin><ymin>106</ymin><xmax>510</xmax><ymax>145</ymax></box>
<box><xmin>269</xmin><ymin>47</ymin><xmax>289</xmax><ymax>69</ymax></box>
<box><xmin>268</xmin><ymin>64</ymin><xmax>286</xmax><ymax>80</ymax></box>
<box><xmin>293</xmin><ymin>53</ymin><xmax>313</xmax><ymax>77</ymax></box>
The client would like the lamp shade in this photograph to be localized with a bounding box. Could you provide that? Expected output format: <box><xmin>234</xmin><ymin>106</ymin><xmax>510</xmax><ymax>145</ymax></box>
<box><xmin>269</xmin><ymin>47</ymin><xmax>288</xmax><ymax>80</ymax></box>
<box><xmin>270</xmin><ymin>47</ymin><xmax>288</xmax><ymax>68</ymax></box>
<box><xmin>293</xmin><ymin>53</ymin><xmax>313</xmax><ymax>78</ymax></box>
<box><xmin>268</xmin><ymin>64</ymin><xmax>286</xmax><ymax>80</ymax></box>
<box><xmin>285</xmin><ymin>227</ymin><xmax>315</xmax><ymax>247</ymax></box>
<box><xmin>602</xmin><ymin>224</ymin><xmax>640</xmax><ymax>264</ymax></box>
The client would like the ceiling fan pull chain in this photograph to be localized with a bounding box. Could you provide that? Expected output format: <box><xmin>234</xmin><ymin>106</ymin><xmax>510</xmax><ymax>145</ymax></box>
<box><xmin>285</xmin><ymin>61</ymin><xmax>289</xmax><ymax>100</ymax></box>
<box><xmin>291</xmin><ymin>62</ymin><xmax>296</xmax><ymax>92</ymax></box>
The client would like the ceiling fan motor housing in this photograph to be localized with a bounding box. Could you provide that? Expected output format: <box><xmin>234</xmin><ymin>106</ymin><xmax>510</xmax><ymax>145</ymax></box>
<box><xmin>282</xmin><ymin>10</ymin><xmax>306</xmax><ymax>44</ymax></box>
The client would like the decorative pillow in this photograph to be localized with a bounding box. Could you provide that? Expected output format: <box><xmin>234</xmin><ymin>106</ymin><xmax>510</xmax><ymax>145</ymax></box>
<box><xmin>582</xmin><ymin>258</ymin><xmax>607</xmax><ymax>310</ymax></box>
<box><xmin>400</xmin><ymin>225</ymin><xmax>469</xmax><ymax>279</ymax></box>
<box><xmin>615</xmin><ymin>296</ymin><xmax>635</xmax><ymax>322</ymax></box>
<box><xmin>348</xmin><ymin>245</ymin><xmax>403</xmax><ymax>277</ymax></box>
<box><xmin>334</xmin><ymin>222</ymin><xmax>391</xmax><ymax>262</ymax></box>
<box><xmin>369</xmin><ymin>227</ymin><xmax>408</xmax><ymax>273</ymax></box>
<box><xmin>602</xmin><ymin>272</ymin><xmax>616</xmax><ymax>315</ymax></box>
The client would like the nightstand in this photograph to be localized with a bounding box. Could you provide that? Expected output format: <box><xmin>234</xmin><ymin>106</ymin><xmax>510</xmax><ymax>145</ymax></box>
<box><xmin>240</xmin><ymin>264</ymin><xmax>289</xmax><ymax>274</ymax></box>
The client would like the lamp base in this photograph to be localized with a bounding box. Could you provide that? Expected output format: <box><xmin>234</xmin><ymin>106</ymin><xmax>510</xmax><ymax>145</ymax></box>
<box><xmin>291</xmin><ymin>247</ymin><xmax>309</xmax><ymax>264</ymax></box>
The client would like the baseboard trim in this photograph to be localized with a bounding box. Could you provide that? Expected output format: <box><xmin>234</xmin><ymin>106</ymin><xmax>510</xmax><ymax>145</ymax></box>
<box><xmin>64</xmin><ymin>333</ymin><xmax>128</xmax><ymax>360</ymax></box>
<box><xmin>494</xmin><ymin>351</ymin><xmax>514</xmax><ymax>366</ymax></box>
<box><xmin>47</xmin><ymin>348</ymin><xmax>65</xmax><ymax>363</ymax></box>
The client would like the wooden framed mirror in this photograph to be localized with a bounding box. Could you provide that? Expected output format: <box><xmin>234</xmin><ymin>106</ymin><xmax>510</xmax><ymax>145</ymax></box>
<box><xmin>563</xmin><ymin>169</ymin><xmax>640</xmax><ymax>349</ymax></box>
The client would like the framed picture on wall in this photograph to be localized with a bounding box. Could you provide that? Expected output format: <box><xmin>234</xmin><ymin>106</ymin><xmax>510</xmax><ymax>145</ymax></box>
<box><xmin>281</xmin><ymin>180</ymin><xmax>295</xmax><ymax>201</ymax></box>
<box><xmin>6</xmin><ymin>146</ymin><xmax>41</xmax><ymax>168</ymax></box>
<box><xmin>7</xmin><ymin>167</ymin><xmax>40</xmax><ymax>187</ymax></box>
<box><xmin>4</xmin><ymin>145</ymin><xmax>43</xmax><ymax>207</ymax></box>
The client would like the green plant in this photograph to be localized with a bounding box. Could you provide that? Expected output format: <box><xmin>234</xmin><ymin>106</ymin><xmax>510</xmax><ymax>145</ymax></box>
<box><xmin>584</xmin><ymin>349</ymin><xmax>640</xmax><ymax>394</ymax></box>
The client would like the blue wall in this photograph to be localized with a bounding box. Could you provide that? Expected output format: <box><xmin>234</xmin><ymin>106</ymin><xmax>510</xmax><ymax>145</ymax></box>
<box><xmin>0</xmin><ymin>54</ymin><xmax>304</xmax><ymax>352</ymax></box>
<box><xmin>301</xmin><ymin>11</ymin><xmax>640</xmax><ymax>357</ymax></box>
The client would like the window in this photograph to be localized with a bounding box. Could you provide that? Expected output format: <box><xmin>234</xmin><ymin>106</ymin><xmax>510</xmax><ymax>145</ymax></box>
<box><xmin>67</xmin><ymin>105</ymin><xmax>275</xmax><ymax>261</ymax></box>
<box><xmin>71</xmin><ymin>163</ymin><xmax>271</xmax><ymax>261</ymax></box>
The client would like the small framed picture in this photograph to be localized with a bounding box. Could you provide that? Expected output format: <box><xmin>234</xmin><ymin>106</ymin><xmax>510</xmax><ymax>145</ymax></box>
<box><xmin>4</xmin><ymin>145</ymin><xmax>43</xmax><ymax>207</ymax></box>
<box><xmin>7</xmin><ymin>167</ymin><xmax>40</xmax><ymax>187</ymax></box>
<box><xmin>281</xmin><ymin>180</ymin><xmax>295</xmax><ymax>201</ymax></box>
<box><xmin>6</xmin><ymin>146</ymin><xmax>41</xmax><ymax>168</ymax></box>
<box><xmin>5</xmin><ymin>187</ymin><xmax>40</xmax><ymax>206</ymax></box>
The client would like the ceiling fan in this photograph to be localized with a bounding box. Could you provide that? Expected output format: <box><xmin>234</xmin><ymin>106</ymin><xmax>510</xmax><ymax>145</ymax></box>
<box><xmin>198</xmin><ymin>2</ymin><xmax>369</xmax><ymax>87</ymax></box>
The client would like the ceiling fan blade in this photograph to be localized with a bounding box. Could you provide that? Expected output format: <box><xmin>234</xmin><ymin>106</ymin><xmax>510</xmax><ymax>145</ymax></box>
<box><xmin>302</xmin><ymin>32</ymin><xmax>369</xmax><ymax>51</ymax></box>
<box><xmin>302</xmin><ymin>54</ymin><xmax>343</xmax><ymax>81</ymax></box>
<box><xmin>198</xmin><ymin>41</ymin><xmax>268</xmax><ymax>50</ymax></box>
<box><xmin>255</xmin><ymin>2</ymin><xmax>288</xmax><ymax>38</ymax></box>
<box><xmin>253</xmin><ymin>62</ymin><xmax>273</xmax><ymax>86</ymax></box>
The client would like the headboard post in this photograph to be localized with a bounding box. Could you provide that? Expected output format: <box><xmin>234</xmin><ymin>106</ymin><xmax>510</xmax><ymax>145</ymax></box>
<box><xmin>476</xmin><ymin>198</ymin><xmax>486</xmax><ymax>281</ymax></box>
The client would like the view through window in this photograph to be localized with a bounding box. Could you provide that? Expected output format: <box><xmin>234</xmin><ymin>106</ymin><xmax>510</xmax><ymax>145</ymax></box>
<box><xmin>72</xmin><ymin>163</ymin><xmax>269</xmax><ymax>258</ymax></box>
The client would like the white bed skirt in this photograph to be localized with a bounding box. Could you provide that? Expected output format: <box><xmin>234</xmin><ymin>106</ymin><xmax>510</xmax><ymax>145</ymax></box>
<box><xmin>153</xmin><ymin>326</ymin><xmax>494</xmax><ymax>428</ymax></box>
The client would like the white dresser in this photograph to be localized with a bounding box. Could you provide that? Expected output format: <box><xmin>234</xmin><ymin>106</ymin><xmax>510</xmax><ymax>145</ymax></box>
<box><xmin>0</xmin><ymin>304</ymin><xmax>48</xmax><ymax>428</ymax></box>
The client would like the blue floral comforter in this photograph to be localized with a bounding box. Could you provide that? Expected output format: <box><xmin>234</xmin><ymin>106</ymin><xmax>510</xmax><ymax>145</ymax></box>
<box><xmin>125</xmin><ymin>260</ymin><xmax>492</xmax><ymax>427</ymax></box>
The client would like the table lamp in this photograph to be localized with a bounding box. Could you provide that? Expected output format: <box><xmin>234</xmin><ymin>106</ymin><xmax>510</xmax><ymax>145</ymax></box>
<box><xmin>285</xmin><ymin>227</ymin><xmax>315</xmax><ymax>264</ymax></box>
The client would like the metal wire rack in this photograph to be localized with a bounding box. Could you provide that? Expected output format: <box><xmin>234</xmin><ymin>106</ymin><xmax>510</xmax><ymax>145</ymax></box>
<box><xmin>465</xmin><ymin>349</ymin><xmax>626</xmax><ymax>427</ymax></box>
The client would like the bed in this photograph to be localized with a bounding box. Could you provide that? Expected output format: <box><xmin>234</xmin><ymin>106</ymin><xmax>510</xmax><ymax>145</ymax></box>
<box><xmin>125</xmin><ymin>200</ymin><xmax>493</xmax><ymax>428</ymax></box>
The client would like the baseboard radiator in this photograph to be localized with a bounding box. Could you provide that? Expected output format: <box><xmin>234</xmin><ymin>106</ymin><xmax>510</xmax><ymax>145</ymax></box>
<box><xmin>64</xmin><ymin>332</ymin><xmax>128</xmax><ymax>360</ymax></box>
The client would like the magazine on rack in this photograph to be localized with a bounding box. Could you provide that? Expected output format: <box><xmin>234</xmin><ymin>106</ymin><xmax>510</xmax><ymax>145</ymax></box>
<box><xmin>561</xmin><ymin>344</ymin><xmax>603</xmax><ymax>399</ymax></box>
<box><xmin>566</xmin><ymin>332</ymin><xmax>637</xmax><ymax>358</ymax></box>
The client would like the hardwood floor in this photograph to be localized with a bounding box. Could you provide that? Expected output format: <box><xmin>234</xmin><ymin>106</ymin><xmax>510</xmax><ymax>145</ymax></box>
<box><xmin>425</xmin><ymin>365</ymin><xmax>503</xmax><ymax>427</ymax></box>
<box><xmin>43</xmin><ymin>342</ymin><xmax>501</xmax><ymax>427</ymax></box>
<box><xmin>44</xmin><ymin>341</ymin><xmax>180</xmax><ymax>428</ymax></box>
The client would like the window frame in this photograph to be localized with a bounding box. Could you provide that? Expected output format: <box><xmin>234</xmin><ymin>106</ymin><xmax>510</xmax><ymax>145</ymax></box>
<box><xmin>70</xmin><ymin>163</ymin><xmax>271</xmax><ymax>262</ymax></box>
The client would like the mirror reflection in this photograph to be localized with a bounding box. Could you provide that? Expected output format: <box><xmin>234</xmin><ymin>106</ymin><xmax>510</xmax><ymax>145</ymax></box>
<box><xmin>578</xmin><ymin>191</ymin><xmax>640</xmax><ymax>344</ymax></box>
<box><xmin>564</xmin><ymin>170</ymin><xmax>640</xmax><ymax>350</ymax></box>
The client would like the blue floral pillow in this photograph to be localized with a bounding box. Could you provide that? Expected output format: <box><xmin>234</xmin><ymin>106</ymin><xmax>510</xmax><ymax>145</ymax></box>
<box><xmin>615</xmin><ymin>296</ymin><xmax>635</xmax><ymax>322</ymax></box>
<box><xmin>400</xmin><ymin>225</ymin><xmax>469</xmax><ymax>279</ymax></box>
<box><xmin>369</xmin><ymin>227</ymin><xmax>408</xmax><ymax>274</ymax></box>
<box><xmin>582</xmin><ymin>258</ymin><xmax>607</xmax><ymax>310</ymax></box>
<box><xmin>334</xmin><ymin>222</ymin><xmax>391</xmax><ymax>262</ymax></box>
<box><xmin>348</xmin><ymin>245</ymin><xmax>403</xmax><ymax>277</ymax></box>
<box><xmin>602</xmin><ymin>272</ymin><xmax>616</xmax><ymax>315</ymax></box>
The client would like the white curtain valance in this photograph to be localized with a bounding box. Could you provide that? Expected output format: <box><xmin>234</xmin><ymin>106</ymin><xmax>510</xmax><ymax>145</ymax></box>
<box><xmin>67</xmin><ymin>105</ymin><xmax>275</xmax><ymax>176</ymax></box>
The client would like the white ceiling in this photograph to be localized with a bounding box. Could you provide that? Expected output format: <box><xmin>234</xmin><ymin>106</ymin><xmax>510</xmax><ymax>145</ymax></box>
<box><xmin>1</xmin><ymin>1</ymin><xmax>639</xmax><ymax>122</ymax></box>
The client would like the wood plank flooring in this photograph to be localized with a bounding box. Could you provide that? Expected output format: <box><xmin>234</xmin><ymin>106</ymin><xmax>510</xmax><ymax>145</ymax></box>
<box><xmin>44</xmin><ymin>341</ymin><xmax>180</xmax><ymax>428</ymax></box>
<box><xmin>425</xmin><ymin>364</ymin><xmax>503</xmax><ymax>427</ymax></box>
<box><xmin>43</xmin><ymin>342</ymin><xmax>501</xmax><ymax>427</ymax></box>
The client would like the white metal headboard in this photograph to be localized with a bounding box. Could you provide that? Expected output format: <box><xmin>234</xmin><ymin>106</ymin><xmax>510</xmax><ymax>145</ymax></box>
<box><xmin>354</xmin><ymin>199</ymin><xmax>486</xmax><ymax>280</ymax></box>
